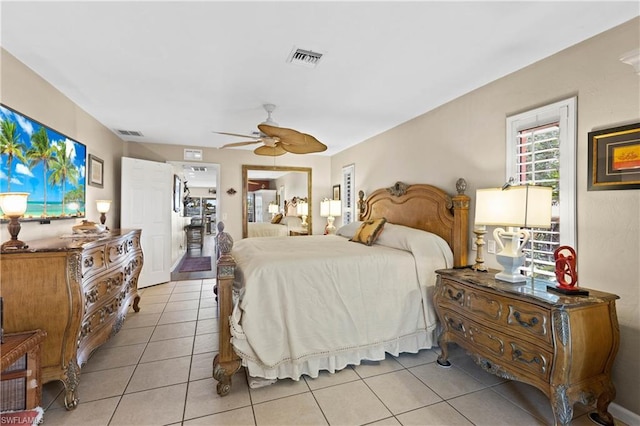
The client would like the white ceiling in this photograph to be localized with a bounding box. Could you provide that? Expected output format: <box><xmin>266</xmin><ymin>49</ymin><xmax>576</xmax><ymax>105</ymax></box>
<box><xmin>1</xmin><ymin>2</ymin><xmax>638</xmax><ymax>159</ymax></box>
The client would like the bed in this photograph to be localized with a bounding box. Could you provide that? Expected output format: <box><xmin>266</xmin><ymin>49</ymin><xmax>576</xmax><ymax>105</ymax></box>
<box><xmin>213</xmin><ymin>180</ymin><xmax>470</xmax><ymax>395</ymax></box>
<box><xmin>247</xmin><ymin>216</ymin><xmax>304</xmax><ymax>238</ymax></box>
<box><xmin>247</xmin><ymin>222</ymin><xmax>289</xmax><ymax>238</ymax></box>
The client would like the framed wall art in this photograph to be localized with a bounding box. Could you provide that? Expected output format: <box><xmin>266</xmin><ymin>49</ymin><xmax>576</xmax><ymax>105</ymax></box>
<box><xmin>88</xmin><ymin>154</ymin><xmax>104</xmax><ymax>188</ymax></box>
<box><xmin>588</xmin><ymin>122</ymin><xmax>640</xmax><ymax>191</ymax></box>
<box><xmin>333</xmin><ymin>184</ymin><xmax>341</xmax><ymax>200</ymax></box>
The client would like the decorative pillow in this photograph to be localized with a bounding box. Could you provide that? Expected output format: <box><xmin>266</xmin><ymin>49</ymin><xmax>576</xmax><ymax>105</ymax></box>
<box><xmin>350</xmin><ymin>218</ymin><xmax>387</xmax><ymax>246</ymax></box>
<box><xmin>336</xmin><ymin>221</ymin><xmax>363</xmax><ymax>239</ymax></box>
<box><xmin>271</xmin><ymin>213</ymin><xmax>283</xmax><ymax>224</ymax></box>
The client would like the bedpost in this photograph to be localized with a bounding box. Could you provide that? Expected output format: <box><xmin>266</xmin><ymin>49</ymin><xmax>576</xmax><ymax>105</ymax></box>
<box><xmin>451</xmin><ymin>178</ymin><xmax>470</xmax><ymax>268</ymax></box>
<box><xmin>212</xmin><ymin>222</ymin><xmax>241</xmax><ymax>396</ymax></box>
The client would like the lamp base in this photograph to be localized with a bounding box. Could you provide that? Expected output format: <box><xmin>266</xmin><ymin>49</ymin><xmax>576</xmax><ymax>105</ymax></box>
<box><xmin>1</xmin><ymin>239</ymin><xmax>28</xmax><ymax>250</ymax></box>
<box><xmin>472</xmin><ymin>227</ymin><xmax>487</xmax><ymax>272</ymax></box>
<box><xmin>325</xmin><ymin>215</ymin><xmax>336</xmax><ymax>235</ymax></box>
<box><xmin>495</xmin><ymin>253</ymin><xmax>526</xmax><ymax>283</ymax></box>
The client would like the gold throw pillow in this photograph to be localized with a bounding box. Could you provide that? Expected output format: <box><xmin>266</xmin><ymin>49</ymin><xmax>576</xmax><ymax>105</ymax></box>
<box><xmin>350</xmin><ymin>218</ymin><xmax>387</xmax><ymax>246</ymax></box>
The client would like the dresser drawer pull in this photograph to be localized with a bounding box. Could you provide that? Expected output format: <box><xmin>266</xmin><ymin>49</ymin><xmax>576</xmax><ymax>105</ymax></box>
<box><xmin>447</xmin><ymin>289</ymin><xmax>463</xmax><ymax>302</ymax></box>
<box><xmin>513</xmin><ymin>349</ymin><xmax>543</xmax><ymax>367</ymax></box>
<box><xmin>448</xmin><ymin>318</ymin><xmax>464</xmax><ymax>332</ymax></box>
<box><xmin>513</xmin><ymin>311</ymin><xmax>539</xmax><ymax>328</ymax></box>
<box><xmin>84</xmin><ymin>257</ymin><xmax>94</xmax><ymax>268</ymax></box>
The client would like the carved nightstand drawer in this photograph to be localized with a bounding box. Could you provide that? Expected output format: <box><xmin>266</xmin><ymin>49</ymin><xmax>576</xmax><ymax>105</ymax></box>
<box><xmin>441</xmin><ymin>308</ymin><xmax>552</xmax><ymax>382</ymax></box>
<box><xmin>439</xmin><ymin>277</ymin><xmax>552</xmax><ymax>347</ymax></box>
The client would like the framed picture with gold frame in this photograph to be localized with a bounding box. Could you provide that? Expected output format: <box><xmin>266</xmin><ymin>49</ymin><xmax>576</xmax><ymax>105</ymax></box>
<box><xmin>588</xmin><ymin>123</ymin><xmax>640</xmax><ymax>191</ymax></box>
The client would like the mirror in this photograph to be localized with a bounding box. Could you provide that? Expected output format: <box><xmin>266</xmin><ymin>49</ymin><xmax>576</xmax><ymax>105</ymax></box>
<box><xmin>242</xmin><ymin>165</ymin><xmax>312</xmax><ymax>238</ymax></box>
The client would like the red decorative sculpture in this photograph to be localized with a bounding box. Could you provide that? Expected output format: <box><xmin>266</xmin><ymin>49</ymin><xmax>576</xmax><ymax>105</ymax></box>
<box><xmin>554</xmin><ymin>246</ymin><xmax>578</xmax><ymax>289</ymax></box>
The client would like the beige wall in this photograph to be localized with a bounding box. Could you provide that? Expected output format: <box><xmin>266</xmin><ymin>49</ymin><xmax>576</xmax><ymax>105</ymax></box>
<box><xmin>331</xmin><ymin>18</ymin><xmax>640</xmax><ymax>415</ymax></box>
<box><xmin>0</xmin><ymin>49</ymin><xmax>125</xmax><ymax>240</ymax></box>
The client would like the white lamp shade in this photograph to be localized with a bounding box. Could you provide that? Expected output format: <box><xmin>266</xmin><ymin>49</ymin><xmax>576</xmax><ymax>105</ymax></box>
<box><xmin>320</xmin><ymin>199</ymin><xmax>341</xmax><ymax>217</ymax></box>
<box><xmin>96</xmin><ymin>200</ymin><xmax>112</xmax><ymax>213</ymax></box>
<box><xmin>0</xmin><ymin>192</ymin><xmax>29</xmax><ymax>216</ymax></box>
<box><xmin>475</xmin><ymin>186</ymin><xmax>552</xmax><ymax>229</ymax></box>
<box><xmin>268</xmin><ymin>203</ymin><xmax>279</xmax><ymax>214</ymax></box>
<box><xmin>297</xmin><ymin>201</ymin><xmax>308</xmax><ymax>216</ymax></box>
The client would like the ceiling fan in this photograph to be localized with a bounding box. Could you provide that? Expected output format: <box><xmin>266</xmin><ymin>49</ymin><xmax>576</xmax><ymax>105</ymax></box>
<box><xmin>215</xmin><ymin>104</ymin><xmax>327</xmax><ymax>156</ymax></box>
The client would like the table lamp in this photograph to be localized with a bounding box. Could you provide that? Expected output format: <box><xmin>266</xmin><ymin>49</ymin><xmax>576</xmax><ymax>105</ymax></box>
<box><xmin>320</xmin><ymin>199</ymin><xmax>341</xmax><ymax>234</ymax></box>
<box><xmin>297</xmin><ymin>200</ymin><xmax>308</xmax><ymax>227</ymax></box>
<box><xmin>268</xmin><ymin>202</ymin><xmax>279</xmax><ymax>218</ymax></box>
<box><xmin>96</xmin><ymin>200</ymin><xmax>112</xmax><ymax>225</ymax></box>
<box><xmin>0</xmin><ymin>192</ymin><xmax>29</xmax><ymax>250</ymax></box>
<box><xmin>475</xmin><ymin>185</ymin><xmax>552</xmax><ymax>283</ymax></box>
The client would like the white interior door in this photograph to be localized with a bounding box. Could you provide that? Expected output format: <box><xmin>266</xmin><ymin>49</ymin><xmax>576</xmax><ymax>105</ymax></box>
<box><xmin>121</xmin><ymin>157</ymin><xmax>172</xmax><ymax>288</ymax></box>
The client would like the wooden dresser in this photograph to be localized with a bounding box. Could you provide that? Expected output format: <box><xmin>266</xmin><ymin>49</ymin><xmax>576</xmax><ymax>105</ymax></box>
<box><xmin>0</xmin><ymin>229</ymin><xmax>143</xmax><ymax>410</ymax></box>
<box><xmin>434</xmin><ymin>268</ymin><xmax>619</xmax><ymax>426</ymax></box>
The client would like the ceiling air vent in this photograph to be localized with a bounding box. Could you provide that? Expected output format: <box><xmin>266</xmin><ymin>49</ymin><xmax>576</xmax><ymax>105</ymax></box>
<box><xmin>286</xmin><ymin>47</ymin><xmax>323</xmax><ymax>68</ymax></box>
<box><xmin>115</xmin><ymin>129</ymin><xmax>144</xmax><ymax>137</ymax></box>
<box><xmin>184</xmin><ymin>149</ymin><xmax>203</xmax><ymax>161</ymax></box>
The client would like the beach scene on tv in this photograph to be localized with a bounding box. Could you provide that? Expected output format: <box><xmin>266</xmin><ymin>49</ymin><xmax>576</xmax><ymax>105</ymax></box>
<box><xmin>0</xmin><ymin>104</ymin><xmax>86</xmax><ymax>220</ymax></box>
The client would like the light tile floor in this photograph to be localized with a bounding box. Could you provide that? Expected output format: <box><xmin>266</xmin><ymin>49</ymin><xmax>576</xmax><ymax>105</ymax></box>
<box><xmin>41</xmin><ymin>278</ymin><xmax>622</xmax><ymax>425</ymax></box>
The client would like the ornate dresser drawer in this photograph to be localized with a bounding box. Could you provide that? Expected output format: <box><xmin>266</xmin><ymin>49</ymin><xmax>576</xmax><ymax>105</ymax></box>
<box><xmin>438</xmin><ymin>277</ymin><xmax>552</xmax><ymax>346</ymax></box>
<box><xmin>434</xmin><ymin>268</ymin><xmax>619</xmax><ymax>426</ymax></box>
<box><xmin>81</xmin><ymin>245</ymin><xmax>107</xmax><ymax>278</ymax></box>
<box><xmin>440</xmin><ymin>308</ymin><xmax>552</xmax><ymax>382</ymax></box>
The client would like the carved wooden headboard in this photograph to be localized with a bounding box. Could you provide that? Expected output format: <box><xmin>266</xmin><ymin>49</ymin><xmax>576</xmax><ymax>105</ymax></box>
<box><xmin>358</xmin><ymin>180</ymin><xmax>470</xmax><ymax>268</ymax></box>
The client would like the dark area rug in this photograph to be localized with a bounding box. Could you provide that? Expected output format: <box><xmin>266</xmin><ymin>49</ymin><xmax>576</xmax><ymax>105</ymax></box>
<box><xmin>178</xmin><ymin>256</ymin><xmax>212</xmax><ymax>273</ymax></box>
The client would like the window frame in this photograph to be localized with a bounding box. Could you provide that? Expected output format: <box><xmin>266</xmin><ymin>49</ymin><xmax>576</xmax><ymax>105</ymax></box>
<box><xmin>342</xmin><ymin>163</ymin><xmax>355</xmax><ymax>225</ymax></box>
<box><xmin>505</xmin><ymin>97</ymin><xmax>577</xmax><ymax>278</ymax></box>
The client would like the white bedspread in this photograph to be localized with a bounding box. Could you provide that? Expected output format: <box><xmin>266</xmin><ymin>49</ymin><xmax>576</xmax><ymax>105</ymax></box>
<box><xmin>247</xmin><ymin>222</ymin><xmax>289</xmax><ymax>238</ymax></box>
<box><xmin>230</xmin><ymin>224</ymin><xmax>453</xmax><ymax>380</ymax></box>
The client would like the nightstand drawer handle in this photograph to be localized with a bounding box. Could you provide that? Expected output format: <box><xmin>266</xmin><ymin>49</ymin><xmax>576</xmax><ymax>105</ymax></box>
<box><xmin>447</xmin><ymin>318</ymin><xmax>464</xmax><ymax>332</ymax></box>
<box><xmin>446</xmin><ymin>289</ymin><xmax>463</xmax><ymax>302</ymax></box>
<box><xmin>513</xmin><ymin>311</ymin><xmax>539</xmax><ymax>328</ymax></box>
<box><xmin>513</xmin><ymin>349</ymin><xmax>542</xmax><ymax>366</ymax></box>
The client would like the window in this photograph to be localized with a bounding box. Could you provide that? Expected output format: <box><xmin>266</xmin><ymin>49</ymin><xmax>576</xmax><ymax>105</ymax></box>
<box><xmin>506</xmin><ymin>97</ymin><xmax>576</xmax><ymax>281</ymax></box>
<box><xmin>342</xmin><ymin>164</ymin><xmax>355</xmax><ymax>225</ymax></box>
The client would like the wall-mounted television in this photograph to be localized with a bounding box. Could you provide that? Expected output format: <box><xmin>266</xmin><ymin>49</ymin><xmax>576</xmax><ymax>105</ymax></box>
<box><xmin>0</xmin><ymin>104</ymin><xmax>86</xmax><ymax>221</ymax></box>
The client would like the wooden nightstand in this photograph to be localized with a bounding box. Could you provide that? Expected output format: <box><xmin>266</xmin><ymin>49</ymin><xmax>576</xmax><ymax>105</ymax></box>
<box><xmin>289</xmin><ymin>228</ymin><xmax>308</xmax><ymax>236</ymax></box>
<box><xmin>1</xmin><ymin>330</ymin><xmax>47</xmax><ymax>411</ymax></box>
<box><xmin>434</xmin><ymin>268</ymin><xmax>619</xmax><ymax>426</ymax></box>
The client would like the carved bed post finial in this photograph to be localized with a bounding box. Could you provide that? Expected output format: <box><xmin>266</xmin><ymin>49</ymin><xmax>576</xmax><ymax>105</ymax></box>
<box><xmin>216</xmin><ymin>222</ymin><xmax>234</xmax><ymax>260</ymax></box>
<box><xmin>357</xmin><ymin>190</ymin><xmax>366</xmax><ymax>219</ymax></box>
<box><xmin>456</xmin><ymin>178</ymin><xmax>467</xmax><ymax>195</ymax></box>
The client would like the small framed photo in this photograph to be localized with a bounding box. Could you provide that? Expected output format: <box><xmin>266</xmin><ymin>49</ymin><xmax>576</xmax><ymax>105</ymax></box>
<box><xmin>333</xmin><ymin>184</ymin><xmax>341</xmax><ymax>200</ymax></box>
<box><xmin>88</xmin><ymin>154</ymin><xmax>104</xmax><ymax>188</ymax></box>
<box><xmin>588</xmin><ymin>122</ymin><xmax>640</xmax><ymax>191</ymax></box>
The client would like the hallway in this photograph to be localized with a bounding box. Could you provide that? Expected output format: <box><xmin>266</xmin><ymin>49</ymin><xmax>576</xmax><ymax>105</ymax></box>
<box><xmin>170</xmin><ymin>233</ymin><xmax>216</xmax><ymax>282</ymax></box>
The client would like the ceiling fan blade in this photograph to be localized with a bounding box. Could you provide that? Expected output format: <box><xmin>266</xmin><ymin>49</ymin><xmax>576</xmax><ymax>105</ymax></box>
<box><xmin>214</xmin><ymin>131</ymin><xmax>260</xmax><ymax>139</ymax></box>
<box><xmin>219</xmin><ymin>140</ymin><xmax>263</xmax><ymax>148</ymax></box>
<box><xmin>254</xmin><ymin>144</ymin><xmax>287</xmax><ymax>156</ymax></box>
<box><xmin>257</xmin><ymin>124</ymin><xmax>307</xmax><ymax>146</ymax></box>
<box><xmin>281</xmin><ymin>134</ymin><xmax>328</xmax><ymax>154</ymax></box>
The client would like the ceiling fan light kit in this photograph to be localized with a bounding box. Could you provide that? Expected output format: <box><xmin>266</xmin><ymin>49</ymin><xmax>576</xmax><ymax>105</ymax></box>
<box><xmin>215</xmin><ymin>104</ymin><xmax>327</xmax><ymax>156</ymax></box>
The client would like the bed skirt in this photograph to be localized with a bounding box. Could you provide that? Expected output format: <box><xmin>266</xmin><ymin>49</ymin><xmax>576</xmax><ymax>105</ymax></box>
<box><xmin>231</xmin><ymin>319</ymin><xmax>437</xmax><ymax>381</ymax></box>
